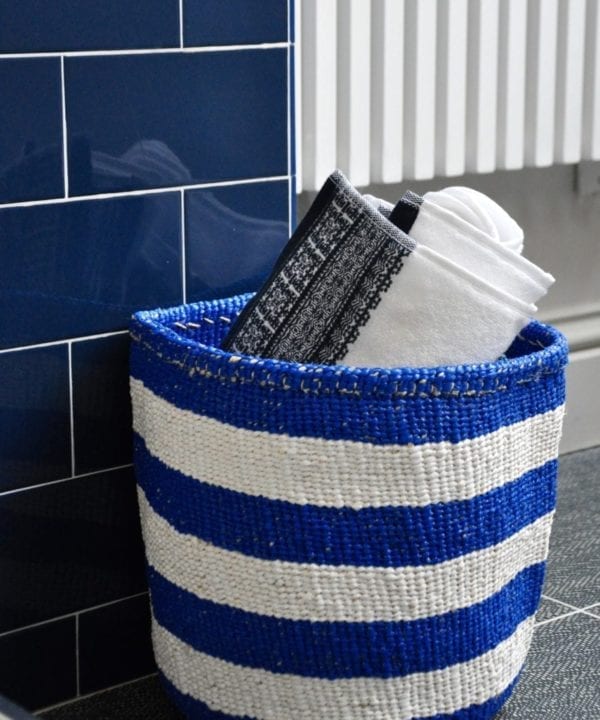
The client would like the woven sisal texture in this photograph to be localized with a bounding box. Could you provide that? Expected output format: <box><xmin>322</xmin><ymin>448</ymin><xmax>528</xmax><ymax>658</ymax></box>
<box><xmin>130</xmin><ymin>294</ymin><xmax>568</xmax><ymax>720</ymax></box>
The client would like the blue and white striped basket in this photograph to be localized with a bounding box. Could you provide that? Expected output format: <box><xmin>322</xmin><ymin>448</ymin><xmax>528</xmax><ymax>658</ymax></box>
<box><xmin>130</xmin><ymin>294</ymin><xmax>568</xmax><ymax>720</ymax></box>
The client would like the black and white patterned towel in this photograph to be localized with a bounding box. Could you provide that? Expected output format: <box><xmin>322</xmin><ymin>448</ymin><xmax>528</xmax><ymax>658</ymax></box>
<box><xmin>222</xmin><ymin>170</ymin><xmax>415</xmax><ymax>365</ymax></box>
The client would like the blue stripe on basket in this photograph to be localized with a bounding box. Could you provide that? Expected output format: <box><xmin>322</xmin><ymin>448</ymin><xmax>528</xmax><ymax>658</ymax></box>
<box><xmin>135</xmin><ymin>435</ymin><xmax>557</xmax><ymax>567</ymax></box>
<box><xmin>130</xmin><ymin>343</ymin><xmax>565</xmax><ymax>446</ymax></box>
<box><xmin>159</xmin><ymin>669</ymin><xmax>520</xmax><ymax>720</ymax></box>
<box><xmin>148</xmin><ymin>562</ymin><xmax>543</xmax><ymax>679</ymax></box>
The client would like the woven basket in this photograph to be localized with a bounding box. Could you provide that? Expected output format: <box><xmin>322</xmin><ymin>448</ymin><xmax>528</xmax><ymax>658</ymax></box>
<box><xmin>130</xmin><ymin>294</ymin><xmax>568</xmax><ymax>720</ymax></box>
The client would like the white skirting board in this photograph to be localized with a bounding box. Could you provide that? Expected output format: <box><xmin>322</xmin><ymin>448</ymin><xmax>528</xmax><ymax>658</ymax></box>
<box><xmin>553</xmin><ymin>311</ymin><xmax>600</xmax><ymax>454</ymax></box>
<box><xmin>560</xmin><ymin>345</ymin><xmax>600</xmax><ymax>455</ymax></box>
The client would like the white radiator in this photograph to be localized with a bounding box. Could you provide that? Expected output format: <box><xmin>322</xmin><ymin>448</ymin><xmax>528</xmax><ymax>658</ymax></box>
<box><xmin>296</xmin><ymin>0</ymin><xmax>600</xmax><ymax>191</ymax></box>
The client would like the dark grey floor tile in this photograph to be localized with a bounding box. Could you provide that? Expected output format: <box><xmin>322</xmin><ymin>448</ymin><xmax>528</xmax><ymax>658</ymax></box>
<box><xmin>39</xmin><ymin>676</ymin><xmax>181</xmax><ymax>720</ymax></box>
<box><xmin>497</xmin><ymin>613</ymin><xmax>600</xmax><ymax>719</ymax></box>
<box><xmin>542</xmin><ymin>447</ymin><xmax>600</xmax><ymax>608</ymax></box>
<box><xmin>535</xmin><ymin>596</ymin><xmax>574</xmax><ymax>623</ymax></box>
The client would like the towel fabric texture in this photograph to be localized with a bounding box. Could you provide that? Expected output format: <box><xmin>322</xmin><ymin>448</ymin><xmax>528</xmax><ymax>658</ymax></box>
<box><xmin>223</xmin><ymin>171</ymin><xmax>546</xmax><ymax>368</ymax></box>
<box><xmin>384</xmin><ymin>190</ymin><xmax>554</xmax><ymax>306</ymax></box>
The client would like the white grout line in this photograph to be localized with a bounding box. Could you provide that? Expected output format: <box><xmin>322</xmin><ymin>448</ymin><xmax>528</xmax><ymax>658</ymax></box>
<box><xmin>0</xmin><ymin>42</ymin><xmax>289</xmax><ymax>60</ymax></box>
<box><xmin>0</xmin><ymin>174</ymin><xmax>290</xmax><ymax>211</ymax></box>
<box><xmin>579</xmin><ymin>607</ymin><xmax>600</xmax><ymax>620</ymax></box>
<box><xmin>75</xmin><ymin>613</ymin><xmax>80</xmax><ymax>697</ymax></box>
<box><xmin>60</xmin><ymin>56</ymin><xmax>69</xmax><ymax>198</ymax></box>
<box><xmin>0</xmin><ymin>591</ymin><xmax>148</xmax><ymax>641</ymax></box>
<box><xmin>180</xmin><ymin>189</ymin><xmax>187</xmax><ymax>303</ymax></box>
<box><xmin>77</xmin><ymin>591</ymin><xmax>149</xmax><ymax>618</ymax></box>
<box><xmin>0</xmin><ymin>329</ymin><xmax>129</xmax><ymax>355</ymax></box>
<box><xmin>541</xmin><ymin>594</ymin><xmax>600</xmax><ymax>613</ymax></box>
<box><xmin>0</xmin><ymin>463</ymin><xmax>134</xmax><ymax>499</ymax></box>
<box><xmin>179</xmin><ymin>0</ymin><xmax>184</xmax><ymax>48</ymax></box>
<box><xmin>535</xmin><ymin>595</ymin><xmax>600</xmax><ymax>626</ymax></box>
<box><xmin>67</xmin><ymin>341</ymin><xmax>76</xmax><ymax>477</ymax></box>
<box><xmin>36</xmin><ymin>672</ymin><xmax>159</xmax><ymax>714</ymax></box>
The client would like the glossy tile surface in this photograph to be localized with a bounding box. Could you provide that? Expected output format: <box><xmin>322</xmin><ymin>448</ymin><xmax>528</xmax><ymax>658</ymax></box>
<box><xmin>79</xmin><ymin>594</ymin><xmax>155</xmax><ymax>695</ymax></box>
<box><xmin>185</xmin><ymin>180</ymin><xmax>289</xmax><ymax>300</ymax></box>
<box><xmin>0</xmin><ymin>193</ymin><xmax>182</xmax><ymax>349</ymax></box>
<box><xmin>72</xmin><ymin>335</ymin><xmax>132</xmax><ymax>475</ymax></box>
<box><xmin>183</xmin><ymin>0</ymin><xmax>288</xmax><ymax>46</ymax></box>
<box><xmin>0</xmin><ymin>58</ymin><xmax>63</xmax><ymax>204</ymax></box>
<box><xmin>65</xmin><ymin>50</ymin><xmax>287</xmax><ymax>195</ymax></box>
<box><xmin>0</xmin><ymin>1</ymin><xmax>179</xmax><ymax>53</ymax></box>
<box><xmin>0</xmin><ymin>467</ymin><xmax>146</xmax><ymax>633</ymax></box>
<box><xmin>0</xmin><ymin>0</ymin><xmax>294</xmax><ymax>707</ymax></box>
<box><xmin>0</xmin><ymin>346</ymin><xmax>70</xmax><ymax>492</ymax></box>
<box><xmin>0</xmin><ymin>618</ymin><xmax>76</xmax><ymax>712</ymax></box>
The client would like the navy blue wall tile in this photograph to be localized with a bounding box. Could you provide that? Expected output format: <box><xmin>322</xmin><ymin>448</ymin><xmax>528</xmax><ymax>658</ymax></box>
<box><xmin>0</xmin><ymin>1</ymin><xmax>179</xmax><ymax>53</ymax></box>
<box><xmin>0</xmin><ymin>346</ymin><xmax>70</xmax><ymax>493</ymax></box>
<box><xmin>72</xmin><ymin>336</ymin><xmax>132</xmax><ymax>476</ymax></box>
<box><xmin>0</xmin><ymin>59</ymin><xmax>63</xmax><ymax>204</ymax></box>
<box><xmin>183</xmin><ymin>0</ymin><xmax>287</xmax><ymax>46</ymax></box>
<box><xmin>0</xmin><ymin>0</ymin><xmax>295</xmax><ymax>707</ymax></box>
<box><xmin>185</xmin><ymin>180</ymin><xmax>289</xmax><ymax>300</ymax></box>
<box><xmin>79</xmin><ymin>594</ymin><xmax>155</xmax><ymax>694</ymax></box>
<box><xmin>65</xmin><ymin>50</ymin><xmax>288</xmax><ymax>196</ymax></box>
<box><xmin>0</xmin><ymin>618</ymin><xmax>76</xmax><ymax>711</ymax></box>
<box><xmin>0</xmin><ymin>193</ymin><xmax>182</xmax><ymax>349</ymax></box>
<box><xmin>0</xmin><ymin>467</ymin><xmax>146</xmax><ymax>633</ymax></box>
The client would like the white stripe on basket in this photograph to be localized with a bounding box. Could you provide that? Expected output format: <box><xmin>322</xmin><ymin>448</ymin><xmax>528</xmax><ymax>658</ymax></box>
<box><xmin>139</xmin><ymin>488</ymin><xmax>552</xmax><ymax>623</ymax></box>
<box><xmin>152</xmin><ymin>614</ymin><xmax>534</xmax><ymax>720</ymax></box>
<box><xmin>131</xmin><ymin>378</ymin><xmax>564</xmax><ymax>509</ymax></box>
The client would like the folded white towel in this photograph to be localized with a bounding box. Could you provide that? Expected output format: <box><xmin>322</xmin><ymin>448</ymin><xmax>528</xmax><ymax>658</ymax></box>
<box><xmin>366</xmin><ymin>187</ymin><xmax>553</xmax><ymax>307</ymax></box>
<box><xmin>223</xmin><ymin>171</ymin><xmax>536</xmax><ymax>368</ymax></box>
<box><xmin>343</xmin><ymin>241</ymin><xmax>535</xmax><ymax>368</ymax></box>
<box><xmin>388</xmin><ymin>190</ymin><xmax>554</xmax><ymax>306</ymax></box>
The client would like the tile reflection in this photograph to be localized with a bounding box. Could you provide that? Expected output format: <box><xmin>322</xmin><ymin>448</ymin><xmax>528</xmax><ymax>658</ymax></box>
<box><xmin>65</xmin><ymin>50</ymin><xmax>287</xmax><ymax>195</ymax></box>
<box><xmin>0</xmin><ymin>193</ymin><xmax>182</xmax><ymax>349</ymax></box>
<box><xmin>185</xmin><ymin>180</ymin><xmax>289</xmax><ymax>300</ymax></box>
<box><xmin>0</xmin><ymin>58</ymin><xmax>63</xmax><ymax>204</ymax></box>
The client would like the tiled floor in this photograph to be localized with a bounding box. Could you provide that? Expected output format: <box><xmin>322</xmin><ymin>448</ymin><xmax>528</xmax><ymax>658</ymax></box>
<box><xmin>38</xmin><ymin>446</ymin><xmax>600</xmax><ymax>720</ymax></box>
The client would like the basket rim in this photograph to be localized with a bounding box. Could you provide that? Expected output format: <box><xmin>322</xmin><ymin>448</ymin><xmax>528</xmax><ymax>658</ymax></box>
<box><xmin>130</xmin><ymin>294</ymin><xmax>569</xmax><ymax>399</ymax></box>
